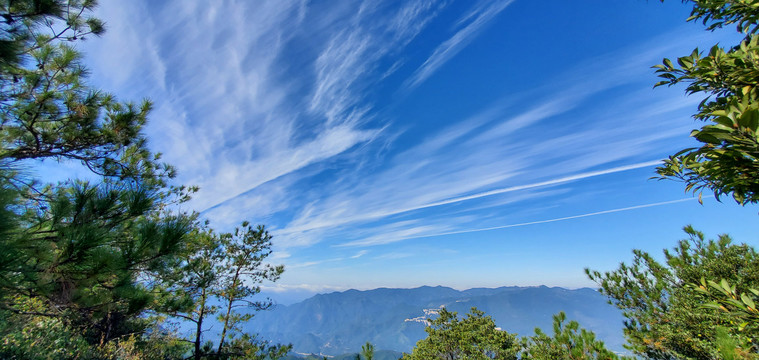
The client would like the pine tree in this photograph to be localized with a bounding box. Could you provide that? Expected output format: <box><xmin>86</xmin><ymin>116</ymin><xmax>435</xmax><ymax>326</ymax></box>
<box><xmin>521</xmin><ymin>312</ymin><xmax>633</xmax><ymax>360</ymax></box>
<box><xmin>361</xmin><ymin>342</ymin><xmax>375</xmax><ymax>360</ymax></box>
<box><xmin>161</xmin><ymin>223</ymin><xmax>289</xmax><ymax>360</ymax></box>
<box><xmin>403</xmin><ymin>307</ymin><xmax>519</xmax><ymax>360</ymax></box>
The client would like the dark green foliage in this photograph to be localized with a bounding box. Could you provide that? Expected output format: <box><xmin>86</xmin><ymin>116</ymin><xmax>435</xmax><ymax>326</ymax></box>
<box><xmin>0</xmin><ymin>297</ymin><xmax>92</xmax><ymax>360</ymax></box>
<box><xmin>0</xmin><ymin>0</ymin><xmax>103</xmax><ymax>71</ymax></box>
<box><xmin>0</xmin><ymin>2</ymin><xmax>285</xmax><ymax>359</ymax></box>
<box><xmin>0</xmin><ymin>177</ymin><xmax>196</xmax><ymax>347</ymax></box>
<box><xmin>216</xmin><ymin>333</ymin><xmax>292</xmax><ymax>360</ymax></box>
<box><xmin>216</xmin><ymin>223</ymin><xmax>285</xmax><ymax>354</ymax></box>
<box><xmin>361</xmin><ymin>342</ymin><xmax>375</xmax><ymax>360</ymax></box>
<box><xmin>0</xmin><ymin>0</ymin><xmax>168</xmax><ymax>185</ymax></box>
<box><xmin>402</xmin><ymin>307</ymin><xmax>519</xmax><ymax>360</ymax></box>
<box><xmin>160</xmin><ymin>223</ymin><xmax>289</xmax><ymax>360</ymax></box>
<box><xmin>654</xmin><ymin>0</ymin><xmax>759</xmax><ymax>204</ymax></box>
<box><xmin>696</xmin><ymin>278</ymin><xmax>759</xmax><ymax>332</ymax></box>
<box><xmin>521</xmin><ymin>312</ymin><xmax>632</xmax><ymax>360</ymax></box>
<box><xmin>692</xmin><ymin>278</ymin><xmax>759</xmax><ymax>358</ymax></box>
<box><xmin>586</xmin><ymin>226</ymin><xmax>759</xmax><ymax>359</ymax></box>
<box><xmin>647</xmin><ymin>3</ymin><xmax>759</xmax><ymax>357</ymax></box>
<box><xmin>401</xmin><ymin>307</ymin><xmax>624</xmax><ymax>360</ymax></box>
<box><xmin>677</xmin><ymin>0</ymin><xmax>759</xmax><ymax>33</ymax></box>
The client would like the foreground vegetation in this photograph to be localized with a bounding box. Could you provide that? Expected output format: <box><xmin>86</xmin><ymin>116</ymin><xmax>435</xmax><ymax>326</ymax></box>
<box><xmin>0</xmin><ymin>0</ymin><xmax>758</xmax><ymax>359</ymax></box>
<box><xmin>399</xmin><ymin>226</ymin><xmax>759</xmax><ymax>359</ymax></box>
<box><xmin>0</xmin><ymin>1</ymin><xmax>288</xmax><ymax>359</ymax></box>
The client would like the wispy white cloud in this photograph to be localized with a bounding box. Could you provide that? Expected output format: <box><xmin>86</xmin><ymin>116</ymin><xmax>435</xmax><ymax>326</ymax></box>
<box><xmin>417</xmin><ymin>160</ymin><xmax>663</xmax><ymax>210</ymax></box>
<box><xmin>81</xmin><ymin>1</ymin><xmax>167</xmax><ymax>93</ymax></box>
<box><xmin>77</xmin><ymin>2</ymin><xmax>738</xmax><ymax>291</ymax></box>
<box><xmin>350</xmin><ymin>250</ymin><xmax>370</xmax><ymax>259</ymax></box>
<box><xmin>339</xmin><ymin>199</ymin><xmax>695</xmax><ymax>246</ymax></box>
<box><xmin>84</xmin><ymin>0</ymin><xmax>452</xmax><ymax>215</ymax></box>
<box><xmin>373</xmin><ymin>252</ymin><xmax>414</xmax><ymax>260</ymax></box>
<box><xmin>340</xmin><ymin>224</ymin><xmax>453</xmax><ymax>248</ymax></box>
<box><xmin>280</xmin><ymin>159</ymin><xmax>661</xmax><ymax>240</ymax></box>
<box><xmin>389</xmin><ymin>0</ymin><xmax>448</xmax><ymax>45</ymax></box>
<box><xmin>269</xmin><ymin>250</ymin><xmax>292</xmax><ymax>261</ymax></box>
<box><xmin>268</xmin><ymin>26</ymin><xmax>715</xmax><ymax>250</ymax></box>
<box><xmin>276</xmin><ymin>80</ymin><xmax>690</xmax><ymax>241</ymax></box>
<box><xmin>287</xmin><ymin>254</ymin><xmax>355</xmax><ymax>269</ymax></box>
<box><xmin>194</xmin><ymin>124</ymin><xmax>379</xmax><ymax>212</ymax></box>
<box><xmin>308</xmin><ymin>0</ymin><xmax>448</xmax><ymax>126</ymax></box>
<box><xmin>92</xmin><ymin>1</ymin><xmax>702</xmax><ymax>249</ymax></box>
<box><xmin>280</xmin><ymin>248</ymin><xmax>372</xmax><ymax>269</ymax></box>
<box><xmin>403</xmin><ymin>0</ymin><xmax>514</xmax><ymax>90</ymax></box>
<box><xmin>86</xmin><ymin>1</ymin><xmax>316</xmax><ymax>209</ymax></box>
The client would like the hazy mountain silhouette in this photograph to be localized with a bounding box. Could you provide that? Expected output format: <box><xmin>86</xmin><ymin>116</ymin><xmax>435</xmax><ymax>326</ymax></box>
<box><xmin>247</xmin><ymin>285</ymin><xmax>625</xmax><ymax>356</ymax></box>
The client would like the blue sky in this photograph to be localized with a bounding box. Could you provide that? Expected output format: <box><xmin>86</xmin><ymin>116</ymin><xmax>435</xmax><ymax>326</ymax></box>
<box><xmin>61</xmin><ymin>0</ymin><xmax>759</xmax><ymax>302</ymax></box>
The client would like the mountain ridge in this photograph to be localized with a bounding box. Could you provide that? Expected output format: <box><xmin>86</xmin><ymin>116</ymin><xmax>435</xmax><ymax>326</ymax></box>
<box><xmin>247</xmin><ymin>285</ymin><xmax>625</xmax><ymax>356</ymax></box>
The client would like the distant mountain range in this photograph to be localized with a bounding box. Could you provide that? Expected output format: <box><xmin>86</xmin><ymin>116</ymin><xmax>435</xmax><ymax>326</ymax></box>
<box><xmin>246</xmin><ymin>285</ymin><xmax>627</xmax><ymax>357</ymax></box>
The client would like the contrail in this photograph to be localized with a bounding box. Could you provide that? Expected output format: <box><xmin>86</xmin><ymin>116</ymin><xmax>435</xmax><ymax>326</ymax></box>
<box><xmin>412</xmin><ymin>160</ymin><xmax>663</xmax><ymax>211</ymax></box>
<box><xmin>430</xmin><ymin>198</ymin><xmax>694</xmax><ymax>236</ymax></box>
<box><xmin>284</xmin><ymin>160</ymin><xmax>665</xmax><ymax>235</ymax></box>
<box><xmin>341</xmin><ymin>198</ymin><xmax>694</xmax><ymax>246</ymax></box>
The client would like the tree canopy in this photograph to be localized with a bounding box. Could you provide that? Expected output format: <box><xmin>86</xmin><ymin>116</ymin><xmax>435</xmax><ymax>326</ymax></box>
<box><xmin>587</xmin><ymin>226</ymin><xmax>759</xmax><ymax>359</ymax></box>
<box><xmin>0</xmin><ymin>1</ymin><xmax>287</xmax><ymax>359</ymax></box>
<box><xmin>402</xmin><ymin>307</ymin><xmax>520</xmax><ymax>360</ymax></box>
<box><xmin>0</xmin><ymin>0</ymin><xmax>171</xmax><ymax>185</ymax></box>
<box><xmin>521</xmin><ymin>311</ymin><xmax>634</xmax><ymax>360</ymax></box>
<box><xmin>404</xmin><ymin>307</ymin><xmax>626</xmax><ymax>360</ymax></box>
<box><xmin>654</xmin><ymin>0</ymin><xmax>759</xmax><ymax>204</ymax></box>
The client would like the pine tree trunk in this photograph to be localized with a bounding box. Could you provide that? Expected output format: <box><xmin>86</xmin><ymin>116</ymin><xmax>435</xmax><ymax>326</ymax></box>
<box><xmin>217</xmin><ymin>268</ymin><xmax>241</xmax><ymax>354</ymax></box>
<box><xmin>195</xmin><ymin>289</ymin><xmax>207</xmax><ymax>360</ymax></box>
